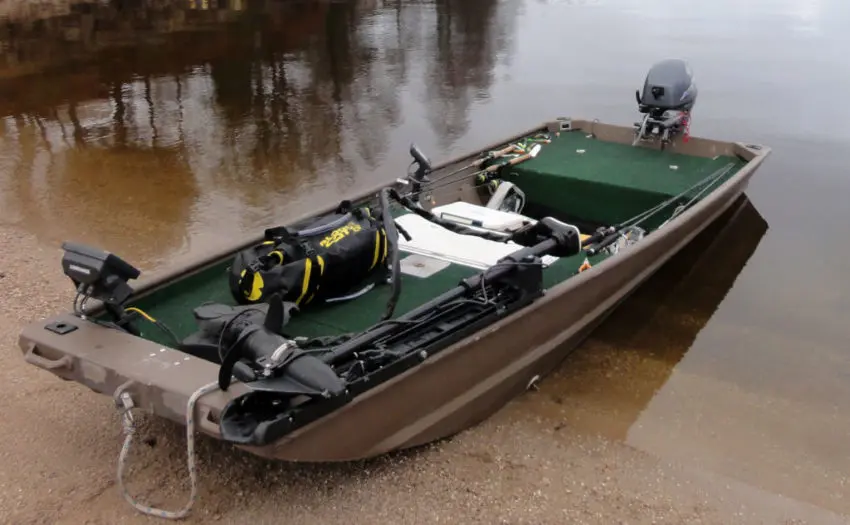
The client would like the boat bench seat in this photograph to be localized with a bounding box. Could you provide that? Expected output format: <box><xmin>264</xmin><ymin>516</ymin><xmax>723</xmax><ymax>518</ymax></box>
<box><xmin>508</xmin><ymin>132</ymin><xmax>745</xmax><ymax>227</ymax></box>
<box><xmin>394</xmin><ymin>212</ymin><xmax>560</xmax><ymax>270</ymax></box>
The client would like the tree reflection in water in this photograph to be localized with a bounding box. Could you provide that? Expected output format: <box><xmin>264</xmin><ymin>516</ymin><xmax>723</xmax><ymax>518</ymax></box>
<box><xmin>0</xmin><ymin>0</ymin><xmax>517</xmax><ymax>266</ymax></box>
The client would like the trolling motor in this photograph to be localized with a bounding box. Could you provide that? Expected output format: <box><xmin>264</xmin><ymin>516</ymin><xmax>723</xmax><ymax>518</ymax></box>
<box><xmin>633</xmin><ymin>59</ymin><xmax>697</xmax><ymax>150</ymax></box>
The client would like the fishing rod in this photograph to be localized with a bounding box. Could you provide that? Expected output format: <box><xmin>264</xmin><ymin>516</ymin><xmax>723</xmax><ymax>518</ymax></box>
<box><xmin>423</xmin><ymin>133</ymin><xmax>552</xmax><ymax>186</ymax></box>
<box><xmin>583</xmin><ymin>162</ymin><xmax>735</xmax><ymax>255</ymax></box>
<box><xmin>422</xmin><ymin>143</ymin><xmax>520</xmax><ymax>184</ymax></box>
<box><xmin>402</xmin><ymin>143</ymin><xmax>516</xmax><ymax>198</ymax></box>
<box><xmin>403</xmin><ymin>133</ymin><xmax>552</xmax><ymax>199</ymax></box>
<box><xmin>405</xmin><ymin>143</ymin><xmax>543</xmax><ymax>201</ymax></box>
<box><xmin>659</xmin><ymin>164</ymin><xmax>732</xmax><ymax>226</ymax></box>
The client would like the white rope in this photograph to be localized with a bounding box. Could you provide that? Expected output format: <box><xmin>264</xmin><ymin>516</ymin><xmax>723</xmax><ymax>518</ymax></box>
<box><xmin>115</xmin><ymin>380</ymin><xmax>220</xmax><ymax>520</ymax></box>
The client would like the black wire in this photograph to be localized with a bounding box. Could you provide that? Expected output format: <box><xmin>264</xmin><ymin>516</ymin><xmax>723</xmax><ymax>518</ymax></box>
<box><xmin>72</xmin><ymin>292</ymin><xmax>82</xmax><ymax>315</ymax></box>
<box><xmin>216</xmin><ymin>307</ymin><xmax>268</xmax><ymax>362</ymax></box>
<box><xmin>151</xmin><ymin>320</ymin><xmax>181</xmax><ymax>348</ymax></box>
<box><xmin>131</xmin><ymin>316</ymin><xmax>181</xmax><ymax>348</ymax></box>
<box><xmin>218</xmin><ymin>324</ymin><xmax>265</xmax><ymax>390</ymax></box>
<box><xmin>82</xmin><ymin>308</ymin><xmax>181</xmax><ymax>348</ymax></box>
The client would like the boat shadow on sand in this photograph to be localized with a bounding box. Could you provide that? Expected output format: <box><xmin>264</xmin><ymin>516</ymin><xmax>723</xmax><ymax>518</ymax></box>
<box><xmin>122</xmin><ymin>193</ymin><xmax>768</xmax><ymax>512</ymax></box>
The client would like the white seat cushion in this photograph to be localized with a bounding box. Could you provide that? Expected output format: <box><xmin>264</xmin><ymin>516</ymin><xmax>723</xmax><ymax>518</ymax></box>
<box><xmin>395</xmin><ymin>213</ymin><xmax>559</xmax><ymax>270</ymax></box>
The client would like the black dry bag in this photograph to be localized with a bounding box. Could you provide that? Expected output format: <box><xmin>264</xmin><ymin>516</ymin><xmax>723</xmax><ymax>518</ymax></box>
<box><xmin>228</xmin><ymin>201</ymin><xmax>389</xmax><ymax>307</ymax></box>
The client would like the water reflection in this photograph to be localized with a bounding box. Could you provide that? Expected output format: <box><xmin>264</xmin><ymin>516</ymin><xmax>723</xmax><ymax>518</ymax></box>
<box><xmin>519</xmin><ymin>195</ymin><xmax>769</xmax><ymax>440</ymax></box>
<box><xmin>0</xmin><ymin>0</ymin><xmax>517</xmax><ymax>268</ymax></box>
<box><xmin>426</xmin><ymin>0</ymin><xmax>519</xmax><ymax>148</ymax></box>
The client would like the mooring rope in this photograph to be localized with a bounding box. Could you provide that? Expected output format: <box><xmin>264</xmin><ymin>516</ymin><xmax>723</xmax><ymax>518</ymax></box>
<box><xmin>114</xmin><ymin>380</ymin><xmax>220</xmax><ymax>520</ymax></box>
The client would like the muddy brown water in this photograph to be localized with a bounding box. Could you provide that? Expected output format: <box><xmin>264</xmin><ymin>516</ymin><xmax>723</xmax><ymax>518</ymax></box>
<box><xmin>1</xmin><ymin>0</ymin><xmax>848</xmax><ymax>521</ymax></box>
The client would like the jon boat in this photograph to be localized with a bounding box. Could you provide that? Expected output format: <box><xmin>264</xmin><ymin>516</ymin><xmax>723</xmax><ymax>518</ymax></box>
<box><xmin>18</xmin><ymin>60</ymin><xmax>770</xmax><ymax>517</ymax></box>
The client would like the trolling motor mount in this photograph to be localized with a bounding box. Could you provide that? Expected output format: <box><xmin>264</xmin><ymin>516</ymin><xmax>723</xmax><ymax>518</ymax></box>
<box><xmin>633</xmin><ymin>59</ymin><xmax>697</xmax><ymax>150</ymax></box>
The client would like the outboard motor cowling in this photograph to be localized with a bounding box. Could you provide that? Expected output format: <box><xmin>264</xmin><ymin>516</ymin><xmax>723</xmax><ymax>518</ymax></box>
<box><xmin>633</xmin><ymin>59</ymin><xmax>697</xmax><ymax>150</ymax></box>
<box><xmin>637</xmin><ymin>59</ymin><xmax>697</xmax><ymax>113</ymax></box>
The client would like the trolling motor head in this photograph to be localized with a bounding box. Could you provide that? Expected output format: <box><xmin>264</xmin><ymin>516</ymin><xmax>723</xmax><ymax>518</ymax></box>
<box><xmin>633</xmin><ymin>59</ymin><xmax>697</xmax><ymax>149</ymax></box>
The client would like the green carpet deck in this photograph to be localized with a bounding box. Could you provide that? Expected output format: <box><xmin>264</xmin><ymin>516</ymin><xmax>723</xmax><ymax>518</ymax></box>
<box><xmin>128</xmin><ymin>132</ymin><xmax>741</xmax><ymax>349</ymax></box>
<box><xmin>129</xmin><ymin>247</ymin><xmax>598</xmax><ymax>349</ymax></box>
<box><xmin>507</xmin><ymin>131</ymin><xmax>746</xmax><ymax>227</ymax></box>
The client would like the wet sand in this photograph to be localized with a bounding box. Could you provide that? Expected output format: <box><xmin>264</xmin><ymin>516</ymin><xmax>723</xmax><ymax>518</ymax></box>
<box><xmin>2</xmin><ymin>0</ymin><xmax>850</xmax><ymax>523</ymax></box>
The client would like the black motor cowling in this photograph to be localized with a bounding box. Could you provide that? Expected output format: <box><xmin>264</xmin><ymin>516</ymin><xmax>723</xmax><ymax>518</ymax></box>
<box><xmin>636</xmin><ymin>59</ymin><xmax>697</xmax><ymax>114</ymax></box>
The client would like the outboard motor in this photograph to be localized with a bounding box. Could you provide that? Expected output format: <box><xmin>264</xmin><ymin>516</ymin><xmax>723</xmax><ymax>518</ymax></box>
<box><xmin>633</xmin><ymin>59</ymin><xmax>697</xmax><ymax>150</ymax></box>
